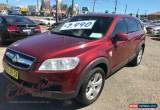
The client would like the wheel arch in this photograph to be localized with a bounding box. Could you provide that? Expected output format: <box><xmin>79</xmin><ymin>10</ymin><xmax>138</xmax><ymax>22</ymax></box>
<box><xmin>75</xmin><ymin>57</ymin><xmax>110</xmax><ymax>96</ymax></box>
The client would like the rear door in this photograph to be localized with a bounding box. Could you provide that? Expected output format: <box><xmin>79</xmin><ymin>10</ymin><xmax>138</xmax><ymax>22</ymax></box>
<box><xmin>125</xmin><ymin>18</ymin><xmax>144</xmax><ymax>58</ymax></box>
<box><xmin>110</xmin><ymin>18</ymin><xmax>131</xmax><ymax>68</ymax></box>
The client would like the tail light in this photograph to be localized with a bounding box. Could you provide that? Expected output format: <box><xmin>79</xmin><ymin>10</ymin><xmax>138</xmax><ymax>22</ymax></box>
<box><xmin>35</xmin><ymin>25</ymin><xmax>41</xmax><ymax>32</ymax></box>
<box><xmin>7</xmin><ymin>26</ymin><xmax>19</xmax><ymax>32</ymax></box>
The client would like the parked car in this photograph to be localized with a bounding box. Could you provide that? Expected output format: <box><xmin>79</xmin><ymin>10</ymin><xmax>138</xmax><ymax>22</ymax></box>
<box><xmin>39</xmin><ymin>17</ymin><xmax>56</xmax><ymax>26</ymax></box>
<box><xmin>142</xmin><ymin>19</ymin><xmax>152</xmax><ymax>28</ymax></box>
<box><xmin>146</xmin><ymin>25</ymin><xmax>160</xmax><ymax>36</ymax></box>
<box><xmin>0</xmin><ymin>10</ymin><xmax>8</xmax><ymax>15</ymax></box>
<box><xmin>33</xmin><ymin>19</ymin><xmax>42</xmax><ymax>25</ymax></box>
<box><xmin>49</xmin><ymin>21</ymin><xmax>64</xmax><ymax>30</ymax></box>
<box><xmin>2</xmin><ymin>14</ymin><xmax>145</xmax><ymax>105</ymax></box>
<box><xmin>0</xmin><ymin>15</ymin><xmax>41</xmax><ymax>45</ymax></box>
<box><xmin>151</xmin><ymin>20</ymin><xmax>160</xmax><ymax>26</ymax></box>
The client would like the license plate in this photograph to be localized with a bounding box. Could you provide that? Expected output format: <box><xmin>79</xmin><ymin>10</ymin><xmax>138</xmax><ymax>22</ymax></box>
<box><xmin>4</xmin><ymin>65</ymin><xmax>19</xmax><ymax>80</ymax></box>
<box><xmin>23</xmin><ymin>29</ymin><xmax>31</xmax><ymax>35</ymax></box>
<box><xmin>23</xmin><ymin>29</ymin><xmax>31</xmax><ymax>32</ymax></box>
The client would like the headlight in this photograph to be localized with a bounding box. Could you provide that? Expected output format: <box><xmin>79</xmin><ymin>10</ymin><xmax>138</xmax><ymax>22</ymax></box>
<box><xmin>39</xmin><ymin>57</ymin><xmax>80</xmax><ymax>71</ymax></box>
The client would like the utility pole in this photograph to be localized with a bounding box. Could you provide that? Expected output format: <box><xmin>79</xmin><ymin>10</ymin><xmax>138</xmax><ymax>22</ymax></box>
<box><xmin>124</xmin><ymin>4</ymin><xmax>127</xmax><ymax>14</ymax></box>
<box><xmin>6</xmin><ymin>0</ymin><xmax>9</xmax><ymax>8</ymax></box>
<box><xmin>136</xmin><ymin>8</ymin><xmax>140</xmax><ymax>17</ymax></box>
<box><xmin>6</xmin><ymin>0</ymin><xmax>8</xmax><ymax>4</ymax></box>
<box><xmin>114</xmin><ymin>0</ymin><xmax>118</xmax><ymax>13</ymax></box>
<box><xmin>136</xmin><ymin>8</ymin><xmax>139</xmax><ymax>14</ymax></box>
<box><xmin>37</xmin><ymin>0</ymin><xmax>39</xmax><ymax>12</ymax></box>
<box><xmin>71</xmin><ymin>0</ymin><xmax>75</xmax><ymax>16</ymax></box>
<box><xmin>56</xmin><ymin>0</ymin><xmax>58</xmax><ymax>23</ymax></box>
<box><xmin>49</xmin><ymin>0</ymin><xmax>51</xmax><ymax>15</ymax></box>
<box><xmin>144</xmin><ymin>10</ymin><xmax>148</xmax><ymax>19</ymax></box>
<box><xmin>92</xmin><ymin>0</ymin><xmax>96</xmax><ymax>12</ymax></box>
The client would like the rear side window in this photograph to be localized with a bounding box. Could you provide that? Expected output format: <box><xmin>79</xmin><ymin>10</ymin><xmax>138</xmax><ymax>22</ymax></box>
<box><xmin>5</xmin><ymin>16</ymin><xmax>34</xmax><ymax>24</ymax></box>
<box><xmin>137</xmin><ymin>20</ymin><xmax>142</xmax><ymax>31</ymax></box>
<box><xmin>125</xmin><ymin>18</ymin><xmax>138</xmax><ymax>33</ymax></box>
<box><xmin>111</xmin><ymin>18</ymin><xmax>127</xmax><ymax>38</ymax></box>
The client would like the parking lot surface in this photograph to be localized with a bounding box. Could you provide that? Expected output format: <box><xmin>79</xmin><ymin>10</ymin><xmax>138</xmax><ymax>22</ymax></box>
<box><xmin>0</xmin><ymin>36</ymin><xmax>160</xmax><ymax>110</ymax></box>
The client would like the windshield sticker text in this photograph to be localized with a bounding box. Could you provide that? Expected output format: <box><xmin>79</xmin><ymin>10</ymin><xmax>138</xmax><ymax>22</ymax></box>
<box><xmin>60</xmin><ymin>20</ymin><xmax>96</xmax><ymax>30</ymax></box>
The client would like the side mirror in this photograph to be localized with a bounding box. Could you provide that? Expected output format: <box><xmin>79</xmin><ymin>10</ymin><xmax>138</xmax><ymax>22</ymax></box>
<box><xmin>115</xmin><ymin>32</ymin><xmax>128</xmax><ymax>41</ymax></box>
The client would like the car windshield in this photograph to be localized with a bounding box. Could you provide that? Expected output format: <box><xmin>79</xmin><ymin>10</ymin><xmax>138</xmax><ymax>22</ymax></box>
<box><xmin>51</xmin><ymin>16</ymin><xmax>113</xmax><ymax>39</ymax></box>
<box><xmin>5</xmin><ymin>16</ymin><xmax>34</xmax><ymax>24</ymax></box>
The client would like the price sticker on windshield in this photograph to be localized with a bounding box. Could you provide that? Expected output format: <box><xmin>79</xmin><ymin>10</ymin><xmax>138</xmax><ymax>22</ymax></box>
<box><xmin>60</xmin><ymin>20</ymin><xmax>96</xmax><ymax>30</ymax></box>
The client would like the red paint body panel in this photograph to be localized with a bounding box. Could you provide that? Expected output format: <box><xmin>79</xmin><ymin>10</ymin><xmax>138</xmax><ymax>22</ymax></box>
<box><xmin>2</xmin><ymin>14</ymin><xmax>145</xmax><ymax>98</ymax></box>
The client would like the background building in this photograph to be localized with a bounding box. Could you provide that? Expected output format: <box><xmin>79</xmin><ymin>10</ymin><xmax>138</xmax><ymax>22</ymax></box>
<box><xmin>148</xmin><ymin>12</ymin><xmax>160</xmax><ymax>19</ymax></box>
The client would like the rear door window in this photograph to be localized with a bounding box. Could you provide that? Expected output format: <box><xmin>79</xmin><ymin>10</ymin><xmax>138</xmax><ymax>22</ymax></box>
<box><xmin>137</xmin><ymin>20</ymin><xmax>142</xmax><ymax>31</ymax></box>
<box><xmin>125</xmin><ymin>18</ymin><xmax>138</xmax><ymax>33</ymax></box>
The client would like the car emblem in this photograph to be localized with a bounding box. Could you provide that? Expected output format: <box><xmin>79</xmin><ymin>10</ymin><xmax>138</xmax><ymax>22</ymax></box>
<box><xmin>12</xmin><ymin>54</ymin><xmax>19</xmax><ymax>63</ymax></box>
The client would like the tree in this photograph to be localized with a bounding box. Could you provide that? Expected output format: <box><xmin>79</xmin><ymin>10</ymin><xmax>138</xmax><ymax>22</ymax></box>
<box><xmin>62</xmin><ymin>4</ymin><xmax>68</xmax><ymax>10</ymax></box>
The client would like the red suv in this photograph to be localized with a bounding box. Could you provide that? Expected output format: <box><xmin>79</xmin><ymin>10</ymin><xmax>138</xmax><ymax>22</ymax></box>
<box><xmin>3</xmin><ymin>14</ymin><xmax>145</xmax><ymax>105</ymax></box>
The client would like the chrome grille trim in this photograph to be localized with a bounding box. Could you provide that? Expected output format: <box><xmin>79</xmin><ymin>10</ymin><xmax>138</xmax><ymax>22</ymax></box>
<box><xmin>5</xmin><ymin>48</ymin><xmax>36</xmax><ymax>70</ymax></box>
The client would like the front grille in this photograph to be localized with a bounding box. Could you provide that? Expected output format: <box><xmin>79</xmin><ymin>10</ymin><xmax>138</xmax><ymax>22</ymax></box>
<box><xmin>5</xmin><ymin>48</ymin><xmax>36</xmax><ymax>70</ymax></box>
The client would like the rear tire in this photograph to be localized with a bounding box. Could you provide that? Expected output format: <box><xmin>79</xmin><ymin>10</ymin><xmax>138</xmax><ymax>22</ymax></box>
<box><xmin>129</xmin><ymin>47</ymin><xmax>144</xmax><ymax>66</ymax></box>
<box><xmin>76</xmin><ymin>67</ymin><xmax>105</xmax><ymax>105</ymax></box>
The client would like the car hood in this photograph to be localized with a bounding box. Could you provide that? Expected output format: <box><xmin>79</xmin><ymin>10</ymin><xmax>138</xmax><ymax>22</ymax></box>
<box><xmin>9</xmin><ymin>32</ymin><xmax>92</xmax><ymax>62</ymax></box>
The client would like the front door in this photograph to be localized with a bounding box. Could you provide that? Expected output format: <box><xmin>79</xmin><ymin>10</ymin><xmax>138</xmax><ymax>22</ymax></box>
<box><xmin>110</xmin><ymin>18</ymin><xmax>131</xmax><ymax>69</ymax></box>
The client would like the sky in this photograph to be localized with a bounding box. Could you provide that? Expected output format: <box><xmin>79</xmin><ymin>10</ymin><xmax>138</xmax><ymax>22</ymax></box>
<box><xmin>0</xmin><ymin>0</ymin><xmax>160</xmax><ymax>14</ymax></box>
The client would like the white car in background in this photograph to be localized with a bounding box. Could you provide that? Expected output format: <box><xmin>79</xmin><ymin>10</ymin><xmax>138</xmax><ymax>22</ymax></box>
<box><xmin>147</xmin><ymin>25</ymin><xmax>160</xmax><ymax>36</ymax></box>
<box><xmin>39</xmin><ymin>17</ymin><xmax>56</xmax><ymax>26</ymax></box>
<box><xmin>0</xmin><ymin>10</ymin><xmax>8</xmax><ymax>15</ymax></box>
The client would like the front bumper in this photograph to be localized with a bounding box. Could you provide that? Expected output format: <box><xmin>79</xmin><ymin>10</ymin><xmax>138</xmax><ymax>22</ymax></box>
<box><xmin>3</xmin><ymin>72</ymin><xmax>76</xmax><ymax>99</ymax></box>
<box><xmin>2</xmin><ymin>59</ymin><xmax>80</xmax><ymax>100</ymax></box>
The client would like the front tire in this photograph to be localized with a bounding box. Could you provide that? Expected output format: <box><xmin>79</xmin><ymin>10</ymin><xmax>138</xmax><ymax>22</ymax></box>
<box><xmin>76</xmin><ymin>67</ymin><xmax>105</xmax><ymax>105</ymax></box>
